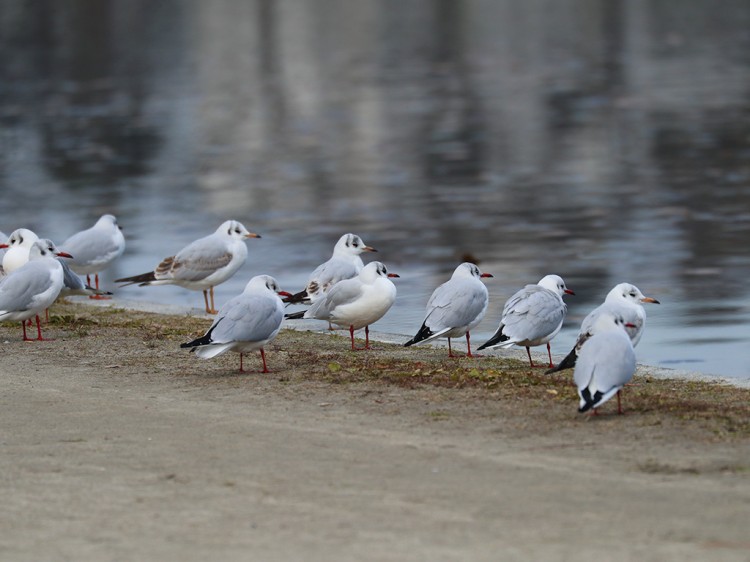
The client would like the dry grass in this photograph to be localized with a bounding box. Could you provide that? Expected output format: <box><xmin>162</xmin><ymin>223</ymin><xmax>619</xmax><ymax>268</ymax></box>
<box><xmin>6</xmin><ymin>301</ymin><xmax>750</xmax><ymax>441</ymax></box>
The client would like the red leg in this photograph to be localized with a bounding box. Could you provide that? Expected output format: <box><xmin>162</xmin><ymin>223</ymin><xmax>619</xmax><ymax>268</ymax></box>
<box><xmin>22</xmin><ymin>321</ymin><xmax>31</xmax><ymax>341</ymax></box>
<box><xmin>365</xmin><ymin>326</ymin><xmax>371</xmax><ymax>349</ymax></box>
<box><xmin>349</xmin><ymin>325</ymin><xmax>357</xmax><ymax>350</ymax></box>
<box><xmin>526</xmin><ymin>346</ymin><xmax>535</xmax><ymax>367</ymax></box>
<box><xmin>203</xmin><ymin>290</ymin><xmax>210</xmax><ymax>314</ymax></box>
<box><xmin>546</xmin><ymin>342</ymin><xmax>554</xmax><ymax>368</ymax></box>
<box><xmin>260</xmin><ymin>349</ymin><xmax>269</xmax><ymax>373</ymax></box>
<box><xmin>448</xmin><ymin>337</ymin><xmax>455</xmax><ymax>358</ymax></box>
<box><xmin>465</xmin><ymin>332</ymin><xmax>480</xmax><ymax>358</ymax></box>
<box><xmin>89</xmin><ymin>273</ymin><xmax>112</xmax><ymax>300</ymax></box>
<box><xmin>35</xmin><ymin>315</ymin><xmax>49</xmax><ymax>340</ymax></box>
<box><xmin>86</xmin><ymin>274</ymin><xmax>92</xmax><ymax>287</ymax></box>
<box><xmin>209</xmin><ymin>287</ymin><xmax>217</xmax><ymax>314</ymax></box>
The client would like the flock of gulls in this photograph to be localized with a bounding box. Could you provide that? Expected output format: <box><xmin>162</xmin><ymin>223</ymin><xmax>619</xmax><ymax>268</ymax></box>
<box><xmin>0</xmin><ymin>215</ymin><xmax>660</xmax><ymax>415</ymax></box>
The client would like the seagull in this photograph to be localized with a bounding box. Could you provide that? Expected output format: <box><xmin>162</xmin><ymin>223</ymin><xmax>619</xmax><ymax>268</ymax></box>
<box><xmin>1</xmin><ymin>228</ymin><xmax>40</xmax><ymax>274</ymax></box>
<box><xmin>116</xmin><ymin>220</ymin><xmax>260</xmax><ymax>314</ymax></box>
<box><xmin>287</xmin><ymin>261</ymin><xmax>399</xmax><ymax>350</ymax></box>
<box><xmin>181</xmin><ymin>275</ymin><xmax>291</xmax><ymax>373</ymax></box>
<box><xmin>283</xmin><ymin>233</ymin><xmax>377</xmax><ymax>304</ymax></box>
<box><xmin>477</xmin><ymin>274</ymin><xmax>574</xmax><ymax>367</ymax></box>
<box><xmin>60</xmin><ymin>214</ymin><xmax>126</xmax><ymax>299</ymax></box>
<box><xmin>574</xmin><ymin>310</ymin><xmax>637</xmax><ymax>415</ymax></box>
<box><xmin>0</xmin><ymin>240</ymin><xmax>72</xmax><ymax>340</ymax></box>
<box><xmin>404</xmin><ymin>262</ymin><xmax>493</xmax><ymax>357</ymax></box>
<box><xmin>547</xmin><ymin>283</ymin><xmax>659</xmax><ymax>374</ymax></box>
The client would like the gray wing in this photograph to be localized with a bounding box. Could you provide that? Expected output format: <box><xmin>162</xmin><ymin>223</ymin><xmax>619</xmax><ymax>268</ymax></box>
<box><xmin>501</xmin><ymin>285</ymin><xmax>566</xmax><ymax>341</ymax></box>
<box><xmin>0</xmin><ymin>262</ymin><xmax>54</xmax><ymax>313</ymax></box>
<box><xmin>209</xmin><ymin>294</ymin><xmax>283</xmax><ymax>344</ymax></box>
<box><xmin>157</xmin><ymin>235</ymin><xmax>233</xmax><ymax>282</ymax></box>
<box><xmin>425</xmin><ymin>278</ymin><xmax>488</xmax><ymax>331</ymax></box>
<box><xmin>305</xmin><ymin>277</ymin><xmax>364</xmax><ymax>320</ymax></box>
<box><xmin>306</xmin><ymin>257</ymin><xmax>359</xmax><ymax>299</ymax></box>
<box><xmin>60</xmin><ymin>259</ymin><xmax>86</xmax><ymax>291</ymax></box>
<box><xmin>62</xmin><ymin>229</ymin><xmax>122</xmax><ymax>266</ymax></box>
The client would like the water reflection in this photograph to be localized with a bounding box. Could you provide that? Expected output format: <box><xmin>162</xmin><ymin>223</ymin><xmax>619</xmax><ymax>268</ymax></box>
<box><xmin>1</xmin><ymin>0</ymin><xmax>749</xmax><ymax>378</ymax></box>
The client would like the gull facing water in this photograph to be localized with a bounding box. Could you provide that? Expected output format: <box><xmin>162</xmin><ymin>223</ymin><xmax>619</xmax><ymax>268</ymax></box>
<box><xmin>574</xmin><ymin>309</ymin><xmax>637</xmax><ymax>414</ymax></box>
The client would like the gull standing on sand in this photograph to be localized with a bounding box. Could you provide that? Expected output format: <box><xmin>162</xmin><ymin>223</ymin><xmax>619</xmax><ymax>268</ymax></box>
<box><xmin>116</xmin><ymin>220</ymin><xmax>260</xmax><ymax>314</ymax></box>
<box><xmin>287</xmin><ymin>261</ymin><xmax>399</xmax><ymax>350</ymax></box>
<box><xmin>0</xmin><ymin>240</ymin><xmax>72</xmax><ymax>340</ymax></box>
<box><xmin>547</xmin><ymin>282</ymin><xmax>659</xmax><ymax>374</ymax></box>
<box><xmin>477</xmin><ymin>274</ymin><xmax>574</xmax><ymax>367</ymax></box>
<box><xmin>1</xmin><ymin>228</ymin><xmax>40</xmax><ymax>274</ymax></box>
<box><xmin>574</xmin><ymin>310</ymin><xmax>637</xmax><ymax>415</ymax></box>
<box><xmin>403</xmin><ymin>262</ymin><xmax>493</xmax><ymax>357</ymax></box>
<box><xmin>60</xmin><ymin>214</ymin><xmax>125</xmax><ymax>298</ymax></box>
<box><xmin>284</xmin><ymin>233</ymin><xmax>377</xmax><ymax>304</ymax></box>
<box><xmin>181</xmin><ymin>275</ymin><xmax>291</xmax><ymax>373</ymax></box>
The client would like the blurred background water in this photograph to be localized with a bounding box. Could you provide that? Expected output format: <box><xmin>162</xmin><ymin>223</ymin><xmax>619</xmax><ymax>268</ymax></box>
<box><xmin>1</xmin><ymin>0</ymin><xmax>749</xmax><ymax>380</ymax></box>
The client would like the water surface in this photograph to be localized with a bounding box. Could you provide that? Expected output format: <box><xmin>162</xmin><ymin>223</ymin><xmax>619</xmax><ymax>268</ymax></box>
<box><xmin>1</xmin><ymin>1</ymin><xmax>749</xmax><ymax>379</ymax></box>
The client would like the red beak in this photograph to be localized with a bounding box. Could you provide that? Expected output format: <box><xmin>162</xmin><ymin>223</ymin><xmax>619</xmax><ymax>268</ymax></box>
<box><xmin>564</xmin><ymin>289</ymin><xmax>575</xmax><ymax>295</ymax></box>
<box><xmin>0</xmin><ymin>243</ymin><xmax>8</xmax><ymax>249</ymax></box>
<box><xmin>387</xmin><ymin>273</ymin><xmax>400</xmax><ymax>278</ymax></box>
<box><xmin>56</xmin><ymin>251</ymin><xmax>74</xmax><ymax>259</ymax></box>
<box><xmin>480</xmin><ymin>273</ymin><xmax>493</xmax><ymax>278</ymax></box>
<box><xmin>277</xmin><ymin>291</ymin><xmax>293</xmax><ymax>298</ymax></box>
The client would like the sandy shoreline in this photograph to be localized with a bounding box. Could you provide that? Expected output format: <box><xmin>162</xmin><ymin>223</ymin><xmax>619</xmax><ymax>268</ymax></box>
<box><xmin>1</xmin><ymin>300</ymin><xmax>748</xmax><ymax>561</ymax></box>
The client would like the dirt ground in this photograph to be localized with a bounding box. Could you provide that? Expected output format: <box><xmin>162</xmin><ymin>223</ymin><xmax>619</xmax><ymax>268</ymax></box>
<box><xmin>0</xmin><ymin>302</ymin><xmax>748</xmax><ymax>562</ymax></box>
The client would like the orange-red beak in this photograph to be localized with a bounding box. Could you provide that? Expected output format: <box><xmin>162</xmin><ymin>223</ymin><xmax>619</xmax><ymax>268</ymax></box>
<box><xmin>56</xmin><ymin>251</ymin><xmax>74</xmax><ymax>259</ymax></box>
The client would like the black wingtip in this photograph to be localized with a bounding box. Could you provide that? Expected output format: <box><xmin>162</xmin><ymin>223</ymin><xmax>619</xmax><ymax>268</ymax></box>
<box><xmin>115</xmin><ymin>271</ymin><xmax>156</xmax><ymax>285</ymax></box>
<box><xmin>545</xmin><ymin>348</ymin><xmax>578</xmax><ymax>375</ymax></box>
<box><xmin>577</xmin><ymin>388</ymin><xmax>604</xmax><ymax>413</ymax></box>
<box><xmin>476</xmin><ymin>327</ymin><xmax>507</xmax><ymax>351</ymax></box>
<box><xmin>404</xmin><ymin>323</ymin><xmax>433</xmax><ymax>347</ymax></box>
<box><xmin>282</xmin><ymin>289</ymin><xmax>309</xmax><ymax>304</ymax></box>
<box><xmin>180</xmin><ymin>320</ymin><xmax>219</xmax><ymax>349</ymax></box>
<box><xmin>284</xmin><ymin>310</ymin><xmax>306</xmax><ymax>320</ymax></box>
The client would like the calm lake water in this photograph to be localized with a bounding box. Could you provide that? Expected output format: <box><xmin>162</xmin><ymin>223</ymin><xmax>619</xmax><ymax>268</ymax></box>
<box><xmin>1</xmin><ymin>1</ymin><xmax>749</xmax><ymax>380</ymax></box>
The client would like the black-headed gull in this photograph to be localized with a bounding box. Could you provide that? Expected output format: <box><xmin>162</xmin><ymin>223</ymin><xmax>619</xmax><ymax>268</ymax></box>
<box><xmin>116</xmin><ymin>220</ymin><xmax>260</xmax><ymax>314</ymax></box>
<box><xmin>181</xmin><ymin>275</ymin><xmax>291</xmax><ymax>373</ymax></box>
<box><xmin>1</xmin><ymin>228</ymin><xmax>40</xmax><ymax>274</ymax></box>
<box><xmin>574</xmin><ymin>310</ymin><xmax>637</xmax><ymax>414</ymax></box>
<box><xmin>404</xmin><ymin>262</ymin><xmax>493</xmax><ymax>357</ymax></box>
<box><xmin>284</xmin><ymin>233</ymin><xmax>376</xmax><ymax>304</ymax></box>
<box><xmin>60</xmin><ymin>214</ymin><xmax>126</xmax><ymax>298</ymax></box>
<box><xmin>477</xmin><ymin>274</ymin><xmax>574</xmax><ymax>367</ymax></box>
<box><xmin>287</xmin><ymin>261</ymin><xmax>399</xmax><ymax>350</ymax></box>
<box><xmin>0</xmin><ymin>240</ymin><xmax>72</xmax><ymax>340</ymax></box>
<box><xmin>547</xmin><ymin>283</ymin><xmax>659</xmax><ymax>374</ymax></box>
